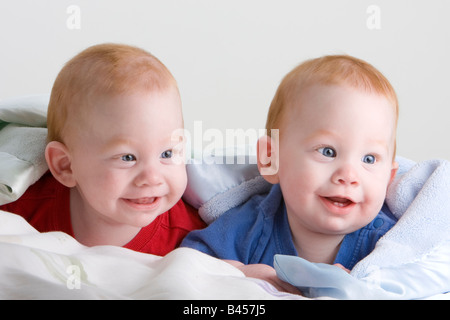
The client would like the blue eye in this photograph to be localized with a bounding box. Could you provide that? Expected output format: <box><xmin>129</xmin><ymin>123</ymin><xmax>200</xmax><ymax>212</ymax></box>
<box><xmin>318</xmin><ymin>147</ymin><xmax>336</xmax><ymax>158</ymax></box>
<box><xmin>121</xmin><ymin>154</ymin><xmax>136</xmax><ymax>162</ymax></box>
<box><xmin>362</xmin><ymin>154</ymin><xmax>376</xmax><ymax>164</ymax></box>
<box><xmin>161</xmin><ymin>150</ymin><xmax>173</xmax><ymax>159</ymax></box>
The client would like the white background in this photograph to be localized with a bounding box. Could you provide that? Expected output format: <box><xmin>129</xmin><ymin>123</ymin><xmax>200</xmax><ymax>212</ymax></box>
<box><xmin>1</xmin><ymin>0</ymin><xmax>449</xmax><ymax>161</ymax></box>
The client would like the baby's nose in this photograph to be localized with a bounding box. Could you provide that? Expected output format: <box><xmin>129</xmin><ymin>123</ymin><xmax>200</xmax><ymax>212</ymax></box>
<box><xmin>134</xmin><ymin>167</ymin><xmax>164</xmax><ymax>187</ymax></box>
<box><xmin>331</xmin><ymin>164</ymin><xmax>360</xmax><ymax>186</ymax></box>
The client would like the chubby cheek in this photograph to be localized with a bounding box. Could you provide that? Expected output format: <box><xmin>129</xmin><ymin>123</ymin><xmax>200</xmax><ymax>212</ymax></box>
<box><xmin>279</xmin><ymin>167</ymin><xmax>317</xmax><ymax>206</ymax></box>
<box><xmin>84</xmin><ymin>174</ymin><xmax>123</xmax><ymax>208</ymax></box>
<box><xmin>76</xmin><ymin>164</ymin><xmax>124</xmax><ymax>199</ymax></box>
<box><xmin>360</xmin><ymin>179</ymin><xmax>389</xmax><ymax>219</ymax></box>
<box><xmin>168</xmin><ymin>166</ymin><xmax>188</xmax><ymax>199</ymax></box>
<box><xmin>281</xmin><ymin>159</ymin><xmax>322</xmax><ymax>187</ymax></box>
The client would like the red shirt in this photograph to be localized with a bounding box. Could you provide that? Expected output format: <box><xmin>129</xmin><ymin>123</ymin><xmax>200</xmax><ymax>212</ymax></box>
<box><xmin>0</xmin><ymin>172</ymin><xmax>206</xmax><ymax>256</ymax></box>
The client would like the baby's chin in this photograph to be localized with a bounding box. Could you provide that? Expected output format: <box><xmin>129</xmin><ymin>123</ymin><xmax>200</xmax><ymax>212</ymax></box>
<box><xmin>316</xmin><ymin>216</ymin><xmax>373</xmax><ymax>236</ymax></box>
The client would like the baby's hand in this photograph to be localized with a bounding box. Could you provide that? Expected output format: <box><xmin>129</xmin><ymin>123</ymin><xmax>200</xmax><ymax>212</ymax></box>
<box><xmin>334</xmin><ymin>263</ymin><xmax>351</xmax><ymax>273</ymax></box>
<box><xmin>225</xmin><ymin>260</ymin><xmax>301</xmax><ymax>295</ymax></box>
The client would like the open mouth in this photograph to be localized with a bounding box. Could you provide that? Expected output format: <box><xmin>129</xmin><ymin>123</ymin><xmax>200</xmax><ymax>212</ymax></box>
<box><xmin>319</xmin><ymin>195</ymin><xmax>357</xmax><ymax>214</ymax></box>
<box><xmin>127</xmin><ymin>197</ymin><xmax>157</xmax><ymax>205</ymax></box>
<box><xmin>324</xmin><ymin>196</ymin><xmax>354</xmax><ymax>208</ymax></box>
<box><xmin>123</xmin><ymin>197</ymin><xmax>160</xmax><ymax>210</ymax></box>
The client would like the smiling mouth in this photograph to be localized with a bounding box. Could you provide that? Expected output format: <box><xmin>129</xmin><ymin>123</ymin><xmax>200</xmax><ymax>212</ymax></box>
<box><xmin>127</xmin><ymin>197</ymin><xmax>157</xmax><ymax>205</ymax></box>
<box><xmin>123</xmin><ymin>197</ymin><xmax>161</xmax><ymax>210</ymax></box>
<box><xmin>326</xmin><ymin>197</ymin><xmax>354</xmax><ymax>207</ymax></box>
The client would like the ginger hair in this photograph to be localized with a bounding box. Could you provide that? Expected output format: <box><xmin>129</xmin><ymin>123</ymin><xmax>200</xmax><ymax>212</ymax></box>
<box><xmin>47</xmin><ymin>43</ymin><xmax>178</xmax><ymax>143</ymax></box>
<box><xmin>265</xmin><ymin>54</ymin><xmax>399</xmax><ymax>157</ymax></box>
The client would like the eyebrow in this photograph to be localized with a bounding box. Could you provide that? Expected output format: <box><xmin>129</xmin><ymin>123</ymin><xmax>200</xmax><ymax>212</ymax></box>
<box><xmin>100</xmin><ymin>137</ymin><xmax>134</xmax><ymax>154</ymax></box>
<box><xmin>303</xmin><ymin>129</ymin><xmax>337</xmax><ymax>143</ymax></box>
<box><xmin>305</xmin><ymin>130</ymin><xmax>390</xmax><ymax>152</ymax></box>
<box><xmin>368</xmin><ymin>139</ymin><xmax>390</xmax><ymax>153</ymax></box>
<box><xmin>101</xmin><ymin>133</ymin><xmax>183</xmax><ymax>155</ymax></box>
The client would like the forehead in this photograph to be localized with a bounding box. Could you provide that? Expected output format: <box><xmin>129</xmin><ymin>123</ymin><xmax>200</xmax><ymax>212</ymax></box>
<box><xmin>282</xmin><ymin>84</ymin><xmax>397</xmax><ymax>142</ymax></box>
<box><xmin>65</xmin><ymin>88</ymin><xmax>183</xmax><ymax>146</ymax></box>
<box><xmin>287</xmin><ymin>84</ymin><xmax>395</xmax><ymax>122</ymax></box>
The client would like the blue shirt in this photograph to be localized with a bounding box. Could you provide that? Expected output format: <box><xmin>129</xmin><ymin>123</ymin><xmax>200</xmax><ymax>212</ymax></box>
<box><xmin>182</xmin><ymin>184</ymin><xmax>397</xmax><ymax>270</ymax></box>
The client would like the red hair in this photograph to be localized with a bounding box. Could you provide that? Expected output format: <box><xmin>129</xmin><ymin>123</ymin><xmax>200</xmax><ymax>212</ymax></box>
<box><xmin>47</xmin><ymin>43</ymin><xmax>178</xmax><ymax>143</ymax></box>
<box><xmin>265</xmin><ymin>55</ymin><xmax>399</xmax><ymax>157</ymax></box>
<box><xmin>266</xmin><ymin>55</ymin><xmax>398</xmax><ymax>134</ymax></box>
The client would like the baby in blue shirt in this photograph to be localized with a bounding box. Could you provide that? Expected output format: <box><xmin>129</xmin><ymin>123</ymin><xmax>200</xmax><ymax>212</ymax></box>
<box><xmin>182</xmin><ymin>55</ymin><xmax>399</xmax><ymax>292</ymax></box>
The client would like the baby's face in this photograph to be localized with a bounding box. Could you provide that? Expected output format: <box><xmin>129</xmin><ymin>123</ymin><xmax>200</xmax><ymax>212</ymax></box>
<box><xmin>65</xmin><ymin>89</ymin><xmax>187</xmax><ymax>229</ymax></box>
<box><xmin>276</xmin><ymin>84</ymin><xmax>397</xmax><ymax>236</ymax></box>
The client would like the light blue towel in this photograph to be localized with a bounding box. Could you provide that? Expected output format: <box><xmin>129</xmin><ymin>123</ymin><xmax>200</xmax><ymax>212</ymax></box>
<box><xmin>274</xmin><ymin>157</ymin><xmax>450</xmax><ymax>299</ymax></box>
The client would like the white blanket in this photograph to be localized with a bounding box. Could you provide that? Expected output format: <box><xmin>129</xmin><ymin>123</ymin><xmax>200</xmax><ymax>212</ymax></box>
<box><xmin>0</xmin><ymin>210</ymin><xmax>304</xmax><ymax>300</ymax></box>
<box><xmin>0</xmin><ymin>95</ymin><xmax>48</xmax><ymax>205</ymax></box>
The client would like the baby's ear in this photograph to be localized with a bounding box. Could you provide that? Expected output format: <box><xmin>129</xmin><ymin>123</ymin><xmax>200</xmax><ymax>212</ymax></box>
<box><xmin>45</xmin><ymin>141</ymin><xmax>76</xmax><ymax>188</ymax></box>
<box><xmin>257</xmin><ymin>135</ymin><xmax>280</xmax><ymax>184</ymax></box>
<box><xmin>389</xmin><ymin>161</ymin><xmax>399</xmax><ymax>184</ymax></box>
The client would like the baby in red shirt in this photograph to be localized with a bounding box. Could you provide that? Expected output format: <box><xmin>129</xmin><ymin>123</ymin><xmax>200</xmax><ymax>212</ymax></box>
<box><xmin>1</xmin><ymin>43</ymin><xmax>205</xmax><ymax>255</ymax></box>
